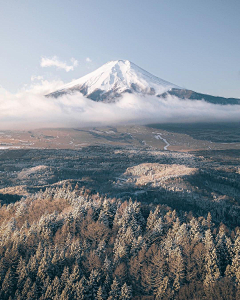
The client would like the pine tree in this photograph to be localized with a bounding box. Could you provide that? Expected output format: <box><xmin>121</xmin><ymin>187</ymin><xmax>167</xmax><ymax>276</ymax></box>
<box><xmin>98</xmin><ymin>210</ymin><xmax>110</xmax><ymax>227</ymax></box>
<box><xmin>52</xmin><ymin>276</ymin><xmax>62</xmax><ymax>298</ymax></box>
<box><xmin>69</xmin><ymin>264</ymin><xmax>81</xmax><ymax>285</ymax></box>
<box><xmin>169</xmin><ymin>246</ymin><xmax>185</xmax><ymax>291</ymax></box>
<box><xmin>16</xmin><ymin>257</ymin><xmax>28</xmax><ymax>291</ymax></box>
<box><xmin>108</xmin><ymin>277</ymin><xmax>121</xmax><ymax>300</ymax></box>
<box><xmin>97</xmin><ymin>285</ymin><xmax>105</xmax><ymax>300</ymax></box>
<box><xmin>216</xmin><ymin>225</ymin><xmax>232</xmax><ymax>276</ymax></box>
<box><xmin>27</xmin><ymin>255</ymin><xmax>39</xmax><ymax>282</ymax></box>
<box><xmin>171</xmin><ymin>217</ymin><xmax>181</xmax><ymax>236</ymax></box>
<box><xmin>88</xmin><ymin>269</ymin><xmax>101</xmax><ymax>299</ymax></box>
<box><xmin>202</xmin><ymin>212</ymin><xmax>213</xmax><ymax>230</ymax></box>
<box><xmin>231</xmin><ymin>253</ymin><xmax>240</xmax><ymax>285</ymax></box>
<box><xmin>120</xmin><ymin>283</ymin><xmax>132</xmax><ymax>300</ymax></box>
<box><xmin>51</xmin><ymin>250</ymin><xmax>61</xmax><ymax>278</ymax></box>
<box><xmin>59</xmin><ymin>286</ymin><xmax>71</xmax><ymax>300</ymax></box>
<box><xmin>74</xmin><ymin>276</ymin><xmax>88</xmax><ymax>300</ymax></box>
<box><xmin>14</xmin><ymin>289</ymin><xmax>21</xmax><ymax>300</ymax></box>
<box><xmin>204</xmin><ymin>229</ymin><xmax>220</xmax><ymax>290</ymax></box>
<box><xmin>103</xmin><ymin>273</ymin><xmax>112</xmax><ymax>296</ymax></box>
<box><xmin>113</xmin><ymin>238</ymin><xmax>127</xmax><ymax>263</ymax></box>
<box><xmin>21</xmin><ymin>277</ymin><xmax>32</xmax><ymax>299</ymax></box>
<box><xmin>1</xmin><ymin>267</ymin><xmax>15</xmax><ymax>299</ymax></box>
<box><xmin>146</xmin><ymin>206</ymin><xmax>161</xmax><ymax>231</ymax></box>
<box><xmin>142</xmin><ymin>246</ymin><xmax>166</xmax><ymax>295</ymax></box>
<box><xmin>226</xmin><ymin>233</ymin><xmax>240</xmax><ymax>288</ymax></box>
<box><xmin>103</xmin><ymin>256</ymin><xmax>112</xmax><ymax>275</ymax></box>
<box><xmin>60</xmin><ymin>266</ymin><xmax>70</xmax><ymax>290</ymax></box>
<box><xmin>189</xmin><ymin>217</ymin><xmax>202</xmax><ymax>245</ymax></box>
<box><xmin>96</xmin><ymin>240</ymin><xmax>107</xmax><ymax>259</ymax></box>
<box><xmin>45</xmin><ymin>282</ymin><xmax>55</xmax><ymax>300</ymax></box>
<box><xmin>233</xmin><ymin>231</ymin><xmax>240</xmax><ymax>257</ymax></box>
<box><xmin>41</xmin><ymin>276</ymin><xmax>51</xmax><ymax>297</ymax></box>
<box><xmin>0</xmin><ymin>257</ymin><xmax>7</xmax><ymax>287</ymax></box>
<box><xmin>36</xmin><ymin>242</ymin><xmax>44</xmax><ymax>261</ymax></box>
<box><xmin>155</xmin><ymin>276</ymin><xmax>172</xmax><ymax>300</ymax></box>
<box><xmin>26</xmin><ymin>282</ymin><xmax>38</xmax><ymax>300</ymax></box>
<box><xmin>37</xmin><ymin>252</ymin><xmax>50</xmax><ymax>282</ymax></box>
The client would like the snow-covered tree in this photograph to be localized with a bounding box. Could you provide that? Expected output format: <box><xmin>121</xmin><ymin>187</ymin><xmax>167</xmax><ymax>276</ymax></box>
<box><xmin>120</xmin><ymin>283</ymin><xmax>132</xmax><ymax>300</ymax></box>
<box><xmin>204</xmin><ymin>229</ymin><xmax>220</xmax><ymax>288</ymax></box>
<box><xmin>108</xmin><ymin>277</ymin><xmax>121</xmax><ymax>300</ymax></box>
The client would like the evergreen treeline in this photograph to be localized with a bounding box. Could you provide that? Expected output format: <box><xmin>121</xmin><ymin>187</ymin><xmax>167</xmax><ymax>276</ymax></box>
<box><xmin>0</xmin><ymin>184</ymin><xmax>239</xmax><ymax>299</ymax></box>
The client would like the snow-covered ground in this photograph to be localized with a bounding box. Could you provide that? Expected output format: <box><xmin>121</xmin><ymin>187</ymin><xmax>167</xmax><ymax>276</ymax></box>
<box><xmin>0</xmin><ymin>146</ymin><xmax>21</xmax><ymax>150</ymax></box>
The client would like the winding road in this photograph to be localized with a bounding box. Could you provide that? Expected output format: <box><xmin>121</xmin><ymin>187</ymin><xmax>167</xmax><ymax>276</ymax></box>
<box><xmin>153</xmin><ymin>133</ymin><xmax>170</xmax><ymax>150</ymax></box>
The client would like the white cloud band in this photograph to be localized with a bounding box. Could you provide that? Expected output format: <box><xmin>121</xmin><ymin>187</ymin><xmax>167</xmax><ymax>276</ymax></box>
<box><xmin>0</xmin><ymin>79</ymin><xmax>240</xmax><ymax>130</ymax></box>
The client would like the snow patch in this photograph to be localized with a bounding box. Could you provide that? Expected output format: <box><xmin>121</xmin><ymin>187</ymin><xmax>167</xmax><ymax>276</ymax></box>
<box><xmin>49</xmin><ymin>60</ymin><xmax>181</xmax><ymax>100</ymax></box>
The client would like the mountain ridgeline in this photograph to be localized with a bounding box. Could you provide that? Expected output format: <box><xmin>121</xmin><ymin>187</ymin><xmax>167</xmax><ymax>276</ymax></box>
<box><xmin>161</xmin><ymin>88</ymin><xmax>240</xmax><ymax>105</ymax></box>
<box><xmin>46</xmin><ymin>60</ymin><xmax>240</xmax><ymax>105</ymax></box>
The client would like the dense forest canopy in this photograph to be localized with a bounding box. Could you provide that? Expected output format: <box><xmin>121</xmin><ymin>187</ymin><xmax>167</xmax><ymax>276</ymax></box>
<box><xmin>0</xmin><ymin>184</ymin><xmax>239</xmax><ymax>299</ymax></box>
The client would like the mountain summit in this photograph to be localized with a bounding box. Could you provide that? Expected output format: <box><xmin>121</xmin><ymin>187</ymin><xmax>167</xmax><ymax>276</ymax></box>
<box><xmin>47</xmin><ymin>60</ymin><xmax>181</xmax><ymax>102</ymax></box>
<box><xmin>47</xmin><ymin>60</ymin><xmax>240</xmax><ymax>105</ymax></box>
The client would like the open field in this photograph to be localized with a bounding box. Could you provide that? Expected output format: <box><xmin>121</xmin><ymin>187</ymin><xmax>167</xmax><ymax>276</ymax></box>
<box><xmin>1</xmin><ymin>122</ymin><xmax>240</xmax><ymax>152</ymax></box>
<box><xmin>0</xmin><ymin>122</ymin><xmax>240</xmax><ymax>227</ymax></box>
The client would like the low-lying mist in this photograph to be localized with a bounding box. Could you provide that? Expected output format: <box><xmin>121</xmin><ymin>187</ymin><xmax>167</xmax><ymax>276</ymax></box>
<box><xmin>0</xmin><ymin>80</ymin><xmax>240</xmax><ymax>130</ymax></box>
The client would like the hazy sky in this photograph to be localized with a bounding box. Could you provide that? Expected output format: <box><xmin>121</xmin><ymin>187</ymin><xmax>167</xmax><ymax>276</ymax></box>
<box><xmin>0</xmin><ymin>0</ymin><xmax>240</xmax><ymax>97</ymax></box>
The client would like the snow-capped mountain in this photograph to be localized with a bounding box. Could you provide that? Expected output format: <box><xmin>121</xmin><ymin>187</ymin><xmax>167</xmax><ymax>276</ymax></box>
<box><xmin>47</xmin><ymin>60</ymin><xmax>181</xmax><ymax>102</ymax></box>
<box><xmin>47</xmin><ymin>59</ymin><xmax>240</xmax><ymax>105</ymax></box>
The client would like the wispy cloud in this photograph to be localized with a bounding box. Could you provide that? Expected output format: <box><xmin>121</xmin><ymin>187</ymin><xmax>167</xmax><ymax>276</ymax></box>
<box><xmin>70</xmin><ymin>58</ymin><xmax>78</xmax><ymax>67</ymax></box>
<box><xmin>86</xmin><ymin>57</ymin><xmax>92</xmax><ymax>63</ymax></box>
<box><xmin>31</xmin><ymin>75</ymin><xmax>43</xmax><ymax>81</ymax></box>
<box><xmin>40</xmin><ymin>56</ymin><xmax>78</xmax><ymax>72</ymax></box>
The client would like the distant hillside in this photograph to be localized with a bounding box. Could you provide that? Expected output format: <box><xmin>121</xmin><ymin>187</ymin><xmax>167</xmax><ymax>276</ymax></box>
<box><xmin>161</xmin><ymin>88</ymin><xmax>240</xmax><ymax>105</ymax></box>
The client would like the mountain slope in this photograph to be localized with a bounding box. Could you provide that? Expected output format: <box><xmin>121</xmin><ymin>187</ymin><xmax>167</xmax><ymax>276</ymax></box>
<box><xmin>161</xmin><ymin>88</ymin><xmax>240</xmax><ymax>105</ymax></box>
<box><xmin>47</xmin><ymin>59</ymin><xmax>240</xmax><ymax>105</ymax></box>
<box><xmin>47</xmin><ymin>60</ymin><xmax>181</xmax><ymax>102</ymax></box>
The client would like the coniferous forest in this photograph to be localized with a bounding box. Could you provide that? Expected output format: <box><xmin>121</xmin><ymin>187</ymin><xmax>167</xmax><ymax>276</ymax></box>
<box><xmin>0</xmin><ymin>184</ymin><xmax>239</xmax><ymax>300</ymax></box>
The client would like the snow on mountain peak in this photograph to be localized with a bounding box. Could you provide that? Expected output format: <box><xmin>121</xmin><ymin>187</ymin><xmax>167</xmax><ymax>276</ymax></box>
<box><xmin>47</xmin><ymin>60</ymin><xmax>181</xmax><ymax>102</ymax></box>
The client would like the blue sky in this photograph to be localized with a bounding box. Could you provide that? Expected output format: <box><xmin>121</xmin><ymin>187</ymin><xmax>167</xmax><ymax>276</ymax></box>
<box><xmin>0</xmin><ymin>0</ymin><xmax>240</xmax><ymax>97</ymax></box>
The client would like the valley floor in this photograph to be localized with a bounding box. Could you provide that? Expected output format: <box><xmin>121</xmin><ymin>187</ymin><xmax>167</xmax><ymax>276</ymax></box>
<box><xmin>0</xmin><ymin>123</ymin><xmax>240</xmax><ymax>299</ymax></box>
